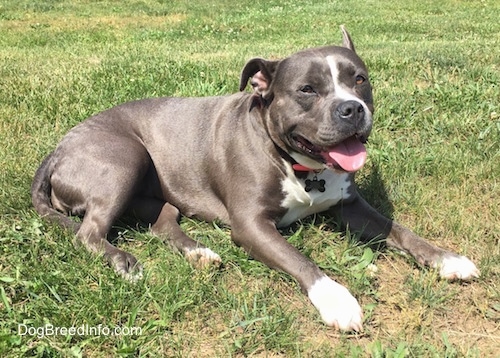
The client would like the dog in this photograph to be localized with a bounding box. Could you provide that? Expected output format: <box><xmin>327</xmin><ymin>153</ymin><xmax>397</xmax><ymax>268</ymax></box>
<box><xmin>31</xmin><ymin>26</ymin><xmax>479</xmax><ymax>331</ymax></box>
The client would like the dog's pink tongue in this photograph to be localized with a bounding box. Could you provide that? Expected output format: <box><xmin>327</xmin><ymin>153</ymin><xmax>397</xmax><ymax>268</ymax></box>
<box><xmin>324</xmin><ymin>137</ymin><xmax>367</xmax><ymax>172</ymax></box>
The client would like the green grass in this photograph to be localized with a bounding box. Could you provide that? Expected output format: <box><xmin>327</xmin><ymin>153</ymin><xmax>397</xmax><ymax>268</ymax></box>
<box><xmin>1</xmin><ymin>0</ymin><xmax>499</xmax><ymax>356</ymax></box>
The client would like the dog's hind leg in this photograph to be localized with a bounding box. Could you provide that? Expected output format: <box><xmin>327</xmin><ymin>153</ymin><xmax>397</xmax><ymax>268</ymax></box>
<box><xmin>48</xmin><ymin>138</ymin><xmax>150</xmax><ymax>282</ymax></box>
<box><xmin>75</xmin><ymin>208</ymin><xmax>143</xmax><ymax>282</ymax></box>
<box><xmin>129</xmin><ymin>197</ymin><xmax>221</xmax><ymax>268</ymax></box>
<box><xmin>61</xmin><ymin>169</ymin><xmax>146</xmax><ymax>281</ymax></box>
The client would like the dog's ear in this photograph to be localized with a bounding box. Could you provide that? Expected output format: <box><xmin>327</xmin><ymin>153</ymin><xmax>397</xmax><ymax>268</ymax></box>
<box><xmin>239</xmin><ymin>58</ymin><xmax>280</xmax><ymax>96</ymax></box>
<box><xmin>340</xmin><ymin>25</ymin><xmax>356</xmax><ymax>53</ymax></box>
<box><xmin>249</xmin><ymin>71</ymin><xmax>268</xmax><ymax>95</ymax></box>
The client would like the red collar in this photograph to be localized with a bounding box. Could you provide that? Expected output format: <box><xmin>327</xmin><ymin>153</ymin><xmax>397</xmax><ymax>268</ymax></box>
<box><xmin>292</xmin><ymin>164</ymin><xmax>322</xmax><ymax>172</ymax></box>
<box><xmin>292</xmin><ymin>164</ymin><xmax>312</xmax><ymax>172</ymax></box>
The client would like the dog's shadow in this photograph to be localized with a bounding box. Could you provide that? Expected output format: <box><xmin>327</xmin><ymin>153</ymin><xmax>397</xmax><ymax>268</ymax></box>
<box><xmin>357</xmin><ymin>162</ymin><xmax>394</xmax><ymax>219</ymax></box>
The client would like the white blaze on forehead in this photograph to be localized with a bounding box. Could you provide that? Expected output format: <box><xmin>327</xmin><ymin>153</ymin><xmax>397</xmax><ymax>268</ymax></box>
<box><xmin>326</xmin><ymin>55</ymin><xmax>371</xmax><ymax>115</ymax></box>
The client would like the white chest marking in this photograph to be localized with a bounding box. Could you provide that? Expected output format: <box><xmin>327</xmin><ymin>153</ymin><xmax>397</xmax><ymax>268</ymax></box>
<box><xmin>278</xmin><ymin>161</ymin><xmax>352</xmax><ymax>228</ymax></box>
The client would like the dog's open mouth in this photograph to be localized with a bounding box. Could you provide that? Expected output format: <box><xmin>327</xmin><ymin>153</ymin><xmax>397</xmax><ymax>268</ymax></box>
<box><xmin>291</xmin><ymin>135</ymin><xmax>367</xmax><ymax>172</ymax></box>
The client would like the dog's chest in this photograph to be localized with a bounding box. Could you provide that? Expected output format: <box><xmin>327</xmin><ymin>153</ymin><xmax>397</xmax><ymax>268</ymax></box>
<box><xmin>277</xmin><ymin>164</ymin><xmax>352</xmax><ymax>228</ymax></box>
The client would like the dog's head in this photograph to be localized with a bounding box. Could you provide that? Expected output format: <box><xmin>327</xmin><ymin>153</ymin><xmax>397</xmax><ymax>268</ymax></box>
<box><xmin>240</xmin><ymin>26</ymin><xmax>373</xmax><ymax>173</ymax></box>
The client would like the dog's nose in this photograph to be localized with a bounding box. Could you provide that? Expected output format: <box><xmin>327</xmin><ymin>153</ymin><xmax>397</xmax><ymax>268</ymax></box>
<box><xmin>336</xmin><ymin>100</ymin><xmax>364</xmax><ymax>120</ymax></box>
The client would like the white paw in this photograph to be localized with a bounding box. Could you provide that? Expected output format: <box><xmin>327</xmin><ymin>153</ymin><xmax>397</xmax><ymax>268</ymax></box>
<box><xmin>308</xmin><ymin>276</ymin><xmax>363</xmax><ymax>332</ymax></box>
<box><xmin>185</xmin><ymin>247</ymin><xmax>222</xmax><ymax>269</ymax></box>
<box><xmin>121</xmin><ymin>269</ymin><xmax>144</xmax><ymax>283</ymax></box>
<box><xmin>437</xmin><ymin>254</ymin><xmax>480</xmax><ymax>281</ymax></box>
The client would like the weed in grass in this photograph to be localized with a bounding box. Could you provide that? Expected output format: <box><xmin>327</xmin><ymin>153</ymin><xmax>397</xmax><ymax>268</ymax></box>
<box><xmin>369</xmin><ymin>340</ymin><xmax>409</xmax><ymax>358</ymax></box>
<box><xmin>223</xmin><ymin>293</ymin><xmax>297</xmax><ymax>355</ymax></box>
<box><xmin>405</xmin><ymin>271</ymin><xmax>456</xmax><ymax>310</ymax></box>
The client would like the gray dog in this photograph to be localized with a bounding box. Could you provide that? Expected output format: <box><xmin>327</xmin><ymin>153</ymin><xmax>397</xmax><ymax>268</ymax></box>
<box><xmin>32</xmin><ymin>27</ymin><xmax>479</xmax><ymax>331</ymax></box>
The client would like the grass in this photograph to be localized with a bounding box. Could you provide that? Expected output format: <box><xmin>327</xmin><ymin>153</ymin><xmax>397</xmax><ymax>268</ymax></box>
<box><xmin>0</xmin><ymin>0</ymin><xmax>499</xmax><ymax>356</ymax></box>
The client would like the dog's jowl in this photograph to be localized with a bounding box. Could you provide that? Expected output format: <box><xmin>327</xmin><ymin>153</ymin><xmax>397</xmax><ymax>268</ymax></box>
<box><xmin>32</xmin><ymin>26</ymin><xmax>479</xmax><ymax>332</ymax></box>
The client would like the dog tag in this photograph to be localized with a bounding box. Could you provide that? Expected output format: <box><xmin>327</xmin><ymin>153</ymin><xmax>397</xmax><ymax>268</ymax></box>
<box><xmin>305</xmin><ymin>176</ymin><xmax>326</xmax><ymax>192</ymax></box>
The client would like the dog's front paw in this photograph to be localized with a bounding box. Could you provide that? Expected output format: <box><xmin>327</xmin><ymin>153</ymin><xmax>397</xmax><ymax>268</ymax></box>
<box><xmin>108</xmin><ymin>250</ymin><xmax>144</xmax><ymax>283</ymax></box>
<box><xmin>438</xmin><ymin>254</ymin><xmax>480</xmax><ymax>281</ymax></box>
<box><xmin>308</xmin><ymin>276</ymin><xmax>363</xmax><ymax>332</ymax></box>
<box><xmin>185</xmin><ymin>247</ymin><xmax>222</xmax><ymax>269</ymax></box>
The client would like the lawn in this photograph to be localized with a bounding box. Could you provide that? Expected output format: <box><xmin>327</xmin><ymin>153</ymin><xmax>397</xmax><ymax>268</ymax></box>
<box><xmin>0</xmin><ymin>0</ymin><xmax>499</xmax><ymax>356</ymax></box>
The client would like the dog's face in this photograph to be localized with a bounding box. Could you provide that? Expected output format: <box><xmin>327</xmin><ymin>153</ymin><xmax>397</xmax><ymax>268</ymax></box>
<box><xmin>240</xmin><ymin>33</ymin><xmax>374</xmax><ymax>173</ymax></box>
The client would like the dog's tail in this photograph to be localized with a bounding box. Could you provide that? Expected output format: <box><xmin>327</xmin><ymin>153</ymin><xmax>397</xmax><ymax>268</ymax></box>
<box><xmin>31</xmin><ymin>152</ymin><xmax>81</xmax><ymax>233</ymax></box>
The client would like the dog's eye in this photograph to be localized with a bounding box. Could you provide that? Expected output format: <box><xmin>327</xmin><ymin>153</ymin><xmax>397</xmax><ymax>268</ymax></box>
<box><xmin>299</xmin><ymin>85</ymin><xmax>316</xmax><ymax>94</ymax></box>
<box><xmin>355</xmin><ymin>75</ymin><xmax>366</xmax><ymax>85</ymax></box>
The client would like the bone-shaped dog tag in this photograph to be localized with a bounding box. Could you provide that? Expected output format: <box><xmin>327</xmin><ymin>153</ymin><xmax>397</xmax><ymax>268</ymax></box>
<box><xmin>305</xmin><ymin>176</ymin><xmax>326</xmax><ymax>192</ymax></box>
